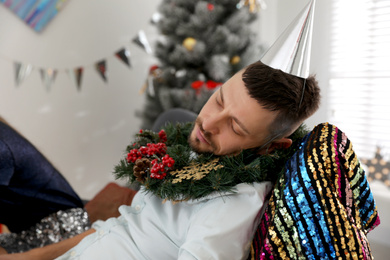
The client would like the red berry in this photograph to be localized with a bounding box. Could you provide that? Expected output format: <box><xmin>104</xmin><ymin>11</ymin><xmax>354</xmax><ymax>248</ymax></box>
<box><xmin>159</xmin><ymin>130</ymin><xmax>167</xmax><ymax>143</ymax></box>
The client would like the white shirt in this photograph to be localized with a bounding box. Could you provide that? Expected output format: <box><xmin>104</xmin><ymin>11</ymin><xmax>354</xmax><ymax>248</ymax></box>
<box><xmin>57</xmin><ymin>182</ymin><xmax>272</xmax><ymax>260</ymax></box>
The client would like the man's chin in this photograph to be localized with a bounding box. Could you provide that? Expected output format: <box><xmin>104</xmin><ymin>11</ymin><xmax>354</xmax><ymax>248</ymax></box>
<box><xmin>188</xmin><ymin>139</ymin><xmax>241</xmax><ymax>156</ymax></box>
<box><xmin>189</xmin><ymin>141</ymin><xmax>209</xmax><ymax>154</ymax></box>
<box><xmin>188</xmin><ymin>136</ymin><xmax>213</xmax><ymax>154</ymax></box>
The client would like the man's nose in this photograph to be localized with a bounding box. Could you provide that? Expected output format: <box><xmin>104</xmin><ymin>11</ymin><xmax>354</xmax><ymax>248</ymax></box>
<box><xmin>202</xmin><ymin>112</ymin><xmax>225</xmax><ymax>135</ymax></box>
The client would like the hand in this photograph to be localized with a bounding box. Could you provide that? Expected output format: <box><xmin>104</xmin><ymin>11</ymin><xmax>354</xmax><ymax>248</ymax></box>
<box><xmin>85</xmin><ymin>182</ymin><xmax>138</xmax><ymax>223</ymax></box>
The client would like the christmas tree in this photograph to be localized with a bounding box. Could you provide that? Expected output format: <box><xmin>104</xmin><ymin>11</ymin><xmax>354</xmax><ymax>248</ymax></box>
<box><xmin>139</xmin><ymin>0</ymin><xmax>264</xmax><ymax>129</ymax></box>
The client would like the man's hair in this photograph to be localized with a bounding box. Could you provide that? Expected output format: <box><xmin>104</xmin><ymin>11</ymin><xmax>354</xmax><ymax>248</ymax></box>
<box><xmin>242</xmin><ymin>60</ymin><xmax>321</xmax><ymax>141</ymax></box>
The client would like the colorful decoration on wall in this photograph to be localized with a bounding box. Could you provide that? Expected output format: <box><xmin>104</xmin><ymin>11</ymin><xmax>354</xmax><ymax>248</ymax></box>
<box><xmin>0</xmin><ymin>0</ymin><xmax>69</xmax><ymax>32</ymax></box>
<box><xmin>362</xmin><ymin>147</ymin><xmax>390</xmax><ymax>187</ymax></box>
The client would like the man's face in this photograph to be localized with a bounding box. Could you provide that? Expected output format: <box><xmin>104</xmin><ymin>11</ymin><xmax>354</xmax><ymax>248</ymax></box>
<box><xmin>189</xmin><ymin>70</ymin><xmax>279</xmax><ymax>155</ymax></box>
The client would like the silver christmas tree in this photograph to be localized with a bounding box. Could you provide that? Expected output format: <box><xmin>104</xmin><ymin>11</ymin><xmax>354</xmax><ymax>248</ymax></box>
<box><xmin>140</xmin><ymin>0</ymin><xmax>264</xmax><ymax>129</ymax></box>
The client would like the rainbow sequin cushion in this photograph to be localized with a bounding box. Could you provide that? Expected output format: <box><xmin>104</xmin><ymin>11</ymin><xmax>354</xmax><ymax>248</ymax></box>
<box><xmin>250</xmin><ymin>123</ymin><xmax>380</xmax><ymax>260</ymax></box>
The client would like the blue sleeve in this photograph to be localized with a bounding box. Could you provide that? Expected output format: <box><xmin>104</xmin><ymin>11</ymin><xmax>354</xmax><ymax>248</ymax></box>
<box><xmin>0</xmin><ymin>121</ymin><xmax>84</xmax><ymax>233</ymax></box>
<box><xmin>0</xmin><ymin>139</ymin><xmax>14</xmax><ymax>186</ymax></box>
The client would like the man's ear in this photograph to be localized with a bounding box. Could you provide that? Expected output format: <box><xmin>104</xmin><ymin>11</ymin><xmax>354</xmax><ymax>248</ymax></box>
<box><xmin>258</xmin><ymin>138</ymin><xmax>292</xmax><ymax>155</ymax></box>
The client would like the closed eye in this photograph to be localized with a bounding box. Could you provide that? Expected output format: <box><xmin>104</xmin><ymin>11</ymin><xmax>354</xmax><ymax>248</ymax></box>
<box><xmin>216</xmin><ymin>96</ymin><xmax>222</xmax><ymax>107</ymax></box>
<box><xmin>215</xmin><ymin>87</ymin><xmax>242</xmax><ymax>136</ymax></box>
<box><xmin>231</xmin><ymin>120</ymin><xmax>243</xmax><ymax>136</ymax></box>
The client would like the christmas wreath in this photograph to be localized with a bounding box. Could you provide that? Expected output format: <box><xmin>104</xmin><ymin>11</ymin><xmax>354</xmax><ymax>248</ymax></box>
<box><xmin>114</xmin><ymin>122</ymin><xmax>308</xmax><ymax>201</ymax></box>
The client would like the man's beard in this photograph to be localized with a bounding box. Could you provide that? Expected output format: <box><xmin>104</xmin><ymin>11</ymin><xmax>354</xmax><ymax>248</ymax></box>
<box><xmin>188</xmin><ymin>117</ymin><xmax>216</xmax><ymax>154</ymax></box>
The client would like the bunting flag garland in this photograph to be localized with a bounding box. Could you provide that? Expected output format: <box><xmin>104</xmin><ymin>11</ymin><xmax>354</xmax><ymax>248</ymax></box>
<box><xmin>2</xmin><ymin>30</ymin><xmax>152</xmax><ymax>91</ymax></box>
<box><xmin>132</xmin><ymin>30</ymin><xmax>152</xmax><ymax>54</ymax></box>
<box><xmin>0</xmin><ymin>27</ymin><xmax>153</xmax><ymax>91</ymax></box>
<box><xmin>8</xmin><ymin>48</ymin><xmax>128</xmax><ymax>90</ymax></box>
<box><xmin>0</xmin><ymin>1</ymin><xmax>155</xmax><ymax>92</ymax></box>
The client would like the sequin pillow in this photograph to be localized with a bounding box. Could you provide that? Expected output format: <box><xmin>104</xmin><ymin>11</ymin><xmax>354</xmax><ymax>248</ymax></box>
<box><xmin>249</xmin><ymin>122</ymin><xmax>380</xmax><ymax>260</ymax></box>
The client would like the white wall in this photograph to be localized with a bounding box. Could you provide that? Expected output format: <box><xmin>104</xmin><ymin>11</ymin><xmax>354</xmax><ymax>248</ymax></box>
<box><xmin>0</xmin><ymin>0</ymin><xmax>329</xmax><ymax>200</ymax></box>
<box><xmin>0</xmin><ymin>0</ymin><xmax>161</xmax><ymax>199</ymax></box>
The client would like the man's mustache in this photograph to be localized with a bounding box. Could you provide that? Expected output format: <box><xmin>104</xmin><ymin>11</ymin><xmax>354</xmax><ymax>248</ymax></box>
<box><xmin>195</xmin><ymin>117</ymin><xmax>213</xmax><ymax>145</ymax></box>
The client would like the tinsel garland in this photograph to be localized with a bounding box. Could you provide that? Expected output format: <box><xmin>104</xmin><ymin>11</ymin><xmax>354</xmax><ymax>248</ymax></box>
<box><xmin>114</xmin><ymin>123</ymin><xmax>309</xmax><ymax>201</ymax></box>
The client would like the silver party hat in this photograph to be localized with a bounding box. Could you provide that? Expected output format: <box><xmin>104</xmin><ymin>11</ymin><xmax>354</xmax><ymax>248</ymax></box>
<box><xmin>261</xmin><ymin>0</ymin><xmax>316</xmax><ymax>79</ymax></box>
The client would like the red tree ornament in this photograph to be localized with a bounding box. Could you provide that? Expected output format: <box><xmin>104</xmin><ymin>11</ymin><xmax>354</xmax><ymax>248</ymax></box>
<box><xmin>206</xmin><ymin>80</ymin><xmax>222</xmax><ymax>90</ymax></box>
<box><xmin>191</xmin><ymin>80</ymin><xmax>204</xmax><ymax>90</ymax></box>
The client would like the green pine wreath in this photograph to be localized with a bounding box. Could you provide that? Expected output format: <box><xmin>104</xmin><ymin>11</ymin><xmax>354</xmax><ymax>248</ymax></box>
<box><xmin>114</xmin><ymin>122</ymin><xmax>308</xmax><ymax>201</ymax></box>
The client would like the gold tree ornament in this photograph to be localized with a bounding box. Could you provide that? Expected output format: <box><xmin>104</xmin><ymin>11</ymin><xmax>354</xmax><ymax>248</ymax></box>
<box><xmin>248</xmin><ymin>0</ymin><xmax>260</xmax><ymax>13</ymax></box>
<box><xmin>230</xmin><ymin>55</ymin><xmax>241</xmax><ymax>65</ymax></box>
<box><xmin>170</xmin><ymin>158</ymin><xmax>224</xmax><ymax>184</ymax></box>
<box><xmin>183</xmin><ymin>37</ymin><xmax>197</xmax><ymax>51</ymax></box>
<box><xmin>238</xmin><ymin>0</ymin><xmax>261</xmax><ymax>13</ymax></box>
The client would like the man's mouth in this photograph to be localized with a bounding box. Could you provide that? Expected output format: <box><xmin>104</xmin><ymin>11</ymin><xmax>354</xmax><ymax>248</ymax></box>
<box><xmin>196</xmin><ymin>128</ymin><xmax>210</xmax><ymax>145</ymax></box>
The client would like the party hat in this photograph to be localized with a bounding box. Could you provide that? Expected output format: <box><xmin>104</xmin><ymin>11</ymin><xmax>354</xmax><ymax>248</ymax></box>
<box><xmin>261</xmin><ymin>0</ymin><xmax>316</xmax><ymax>79</ymax></box>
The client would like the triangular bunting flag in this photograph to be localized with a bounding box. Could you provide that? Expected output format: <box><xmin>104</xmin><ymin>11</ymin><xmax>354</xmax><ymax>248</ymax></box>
<box><xmin>95</xmin><ymin>60</ymin><xmax>108</xmax><ymax>82</ymax></box>
<box><xmin>40</xmin><ymin>68</ymin><xmax>57</xmax><ymax>91</ymax></box>
<box><xmin>14</xmin><ymin>62</ymin><xmax>33</xmax><ymax>86</ymax></box>
<box><xmin>68</xmin><ymin>67</ymin><xmax>84</xmax><ymax>91</ymax></box>
<box><xmin>133</xmin><ymin>30</ymin><xmax>152</xmax><ymax>54</ymax></box>
<box><xmin>115</xmin><ymin>48</ymin><xmax>131</xmax><ymax>67</ymax></box>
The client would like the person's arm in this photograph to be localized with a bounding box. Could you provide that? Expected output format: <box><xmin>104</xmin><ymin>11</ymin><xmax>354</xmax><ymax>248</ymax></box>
<box><xmin>85</xmin><ymin>182</ymin><xmax>137</xmax><ymax>223</ymax></box>
<box><xmin>0</xmin><ymin>229</ymin><xmax>95</xmax><ymax>260</ymax></box>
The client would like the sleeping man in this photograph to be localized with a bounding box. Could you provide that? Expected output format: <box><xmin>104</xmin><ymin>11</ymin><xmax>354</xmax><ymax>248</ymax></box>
<box><xmin>0</xmin><ymin>58</ymin><xmax>322</xmax><ymax>259</ymax></box>
<box><xmin>0</xmin><ymin>1</ymin><xmax>380</xmax><ymax>258</ymax></box>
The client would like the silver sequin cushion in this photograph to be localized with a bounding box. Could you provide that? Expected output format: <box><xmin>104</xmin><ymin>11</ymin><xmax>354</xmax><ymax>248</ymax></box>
<box><xmin>0</xmin><ymin>208</ymin><xmax>91</xmax><ymax>253</ymax></box>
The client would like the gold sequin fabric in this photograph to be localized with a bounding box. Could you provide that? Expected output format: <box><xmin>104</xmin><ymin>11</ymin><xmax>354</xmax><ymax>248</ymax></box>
<box><xmin>249</xmin><ymin>123</ymin><xmax>380</xmax><ymax>259</ymax></box>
